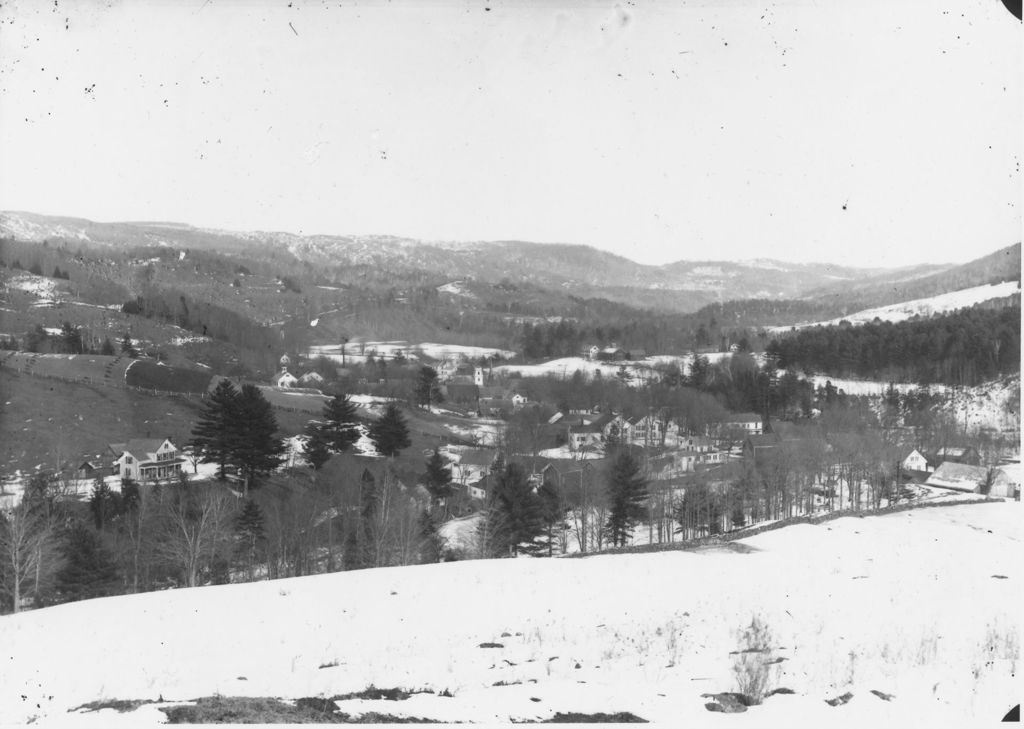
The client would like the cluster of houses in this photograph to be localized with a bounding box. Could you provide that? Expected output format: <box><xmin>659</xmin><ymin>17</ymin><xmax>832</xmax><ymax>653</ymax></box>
<box><xmin>580</xmin><ymin>344</ymin><xmax>647</xmax><ymax>361</ymax></box>
<box><xmin>566</xmin><ymin>410</ymin><xmax>762</xmax><ymax>453</ymax></box>
<box><xmin>440</xmin><ymin>363</ymin><xmax>531</xmax><ymax>416</ymax></box>
<box><xmin>271</xmin><ymin>353</ymin><xmax>325</xmax><ymax>389</ymax></box>
<box><xmin>900</xmin><ymin>446</ymin><xmax>1020</xmax><ymax>499</ymax></box>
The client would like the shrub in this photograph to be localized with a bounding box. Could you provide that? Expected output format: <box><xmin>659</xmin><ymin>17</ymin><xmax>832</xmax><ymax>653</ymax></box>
<box><xmin>731</xmin><ymin>615</ymin><xmax>778</xmax><ymax>703</ymax></box>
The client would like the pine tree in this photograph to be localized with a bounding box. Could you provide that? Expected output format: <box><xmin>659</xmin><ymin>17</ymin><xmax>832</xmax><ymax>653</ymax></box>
<box><xmin>191</xmin><ymin>379</ymin><xmax>239</xmax><ymax>480</ymax></box>
<box><xmin>484</xmin><ymin>462</ymin><xmax>545</xmax><ymax>557</ymax></box>
<box><xmin>418</xmin><ymin>508</ymin><xmax>444</xmax><ymax>564</ymax></box>
<box><xmin>538</xmin><ymin>478</ymin><xmax>565</xmax><ymax>557</ymax></box>
<box><xmin>229</xmin><ymin>384</ymin><xmax>286</xmax><ymax>491</ymax></box>
<box><xmin>120</xmin><ymin>333</ymin><xmax>137</xmax><ymax>358</ymax></box>
<box><xmin>302</xmin><ymin>424</ymin><xmax>332</xmax><ymax>470</ymax></box>
<box><xmin>59</xmin><ymin>322</ymin><xmax>83</xmax><ymax>354</ymax></box>
<box><xmin>321</xmin><ymin>393</ymin><xmax>359</xmax><ymax>452</ymax></box>
<box><xmin>88</xmin><ymin>477</ymin><xmax>121</xmax><ymax>531</ymax></box>
<box><xmin>234</xmin><ymin>498</ymin><xmax>265</xmax><ymax>581</ymax></box>
<box><xmin>55</xmin><ymin>521</ymin><xmax>120</xmax><ymax>603</ymax></box>
<box><xmin>605</xmin><ymin>450</ymin><xmax>649</xmax><ymax>547</ymax></box>
<box><xmin>369</xmin><ymin>403</ymin><xmax>411</xmax><ymax>457</ymax></box>
<box><xmin>99</xmin><ymin>337</ymin><xmax>115</xmax><ymax>356</ymax></box>
<box><xmin>422</xmin><ymin>449</ymin><xmax>455</xmax><ymax>506</ymax></box>
<box><xmin>415</xmin><ymin>366</ymin><xmax>441</xmax><ymax>409</ymax></box>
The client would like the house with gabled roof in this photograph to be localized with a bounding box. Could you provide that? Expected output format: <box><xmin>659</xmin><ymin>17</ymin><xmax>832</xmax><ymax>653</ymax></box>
<box><xmin>451</xmin><ymin>448</ymin><xmax>498</xmax><ymax>484</ymax></box>
<box><xmin>925</xmin><ymin>462</ymin><xmax>990</xmax><ymax>493</ymax></box>
<box><xmin>568</xmin><ymin>412</ymin><xmax>614</xmax><ymax>451</ymax></box>
<box><xmin>929</xmin><ymin>446</ymin><xmax>981</xmax><ymax>467</ymax></box>
<box><xmin>298</xmin><ymin>371</ymin><xmax>324</xmax><ymax>388</ymax></box>
<box><xmin>108</xmin><ymin>438</ymin><xmax>184</xmax><ymax>482</ymax></box>
<box><xmin>273</xmin><ymin>370</ymin><xmax>298</xmax><ymax>388</ymax></box>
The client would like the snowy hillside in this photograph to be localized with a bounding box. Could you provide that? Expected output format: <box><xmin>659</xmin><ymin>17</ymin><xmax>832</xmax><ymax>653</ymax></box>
<box><xmin>770</xmin><ymin>280</ymin><xmax>1020</xmax><ymax>333</ymax></box>
<box><xmin>1</xmin><ymin>502</ymin><xmax>1018</xmax><ymax>727</ymax></box>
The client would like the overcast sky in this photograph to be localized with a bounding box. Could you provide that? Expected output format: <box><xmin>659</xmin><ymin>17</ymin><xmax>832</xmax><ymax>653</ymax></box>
<box><xmin>0</xmin><ymin>0</ymin><xmax>1019</xmax><ymax>267</ymax></box>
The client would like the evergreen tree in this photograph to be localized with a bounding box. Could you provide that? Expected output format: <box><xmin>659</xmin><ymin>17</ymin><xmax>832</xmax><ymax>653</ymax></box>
<box><xmin>55</xmin><ymin>521</ymin><xmax>120</xmax><ymax>603</ymax></box>
<box><xmin>88</xmin><ymin>477</ymin><xmax>121</xmax><ymax>531</ymax></box>
<box><xmin>234</xmin><ymin>498</ymin><xmax>265</xmax><ymax>581</ymax></box>
<box><xmin>538</xmin><ymin>477</ymin><xmax>565</xmax><ymax>557</ymax></box>
<box><xmin>99</xmin><ymin>337</ymin><xmax>116</xmax><ymax>356</ymax></box>
<box><xmin>484</xmin><ymin>462</ymin><xmax>545</xmax><ymax>557</ymax></box>
<box><xmin>418</xmin><ymin>508</ymin><xmax>444</xmax><ymax>564</ymax></box>
<box><xmin>605</xmin><ymin>451</ymin><xmax>649</xmax><ymax>547</ymax></box>
<box><xmin>190</xmin><ymin>379</ymin><xmax>239</xmax><ymax>480</ymax></box>
<box><xmin>59</xmin><ymin>322</ymin><xmax>83</xmax><ymax>354</ymax></box>
<box><xmin>369</xmin><ymin>403</ymin><xmax>411</xmax><ymax>457</ymax></box>
<box><xmin>229</xmin><ymin>384</ymin><xmax>286</xmax><ymax>490</ymax></box>
<box><xmin>321</xmin><ymin>393</ymin><xmax>360</xmax><ymax>452</ymax></box>
<box><xmin>415</xmin><ymin>366</ymin><xmax>442</xmax><ymax>409</ymax></box>
<box><xmin>302</xmin><ymin>424</ymin><xmax>332</xmax><ymax>470</ymax></box>
<box><xmin>120</xmin><ymin>333</ymin><xmax>137</xmax><ymax>358</ymax></box>
<box><xmin>422</xmin><ymin>449</ymin><xmax>455</xmax><ymax>506</ymax></box>
<box><xmin>52</xmin><ymin>265</ymin><xmax>62</xmax><ymax>279</ymax></box>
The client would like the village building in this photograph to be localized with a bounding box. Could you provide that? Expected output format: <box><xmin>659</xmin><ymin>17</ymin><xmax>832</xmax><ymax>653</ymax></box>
<box><xmin>901</xmin><ymin>448</ymin><xmax>933</xmax><ymax>473</ymax></box>
<box><xmin>108</xmin><ymin>438</ymin><xmax>185</xmax><ymax>482</ymax></box>
<box><xmin>273</xmin><ymin>371</ymin><xmax>298</xmax><ymax>388</ymax></box>
<box><xmin>568</xmin><ymin>412</ymin><xmax>614</xmax><ymax>451</ymax></box>
<box><xmin>742</xmin><ymin>432</ymin><xmax>781</xmax><ymax>466</ymax></box>
<box><xmin>298</xmin><ymin>371</ymin><xmax>324</xmax><ymax>387</ymax></box>
<box><xmin>722</xmin><ymin>412</ymin><xmax>764</xmax><ymax>435</ymax></box>
<box><xmin>990</xmin><ymin>464</ymin><xmax>1021</xmax><ymax>499</ymax></box>
<box><xmin>925</xmin><ymin>463</ymin><xmax>990</xmax><ymax>492</ymax></box>
<box><xmin>444</xmin><ymin>379</ymin><xmax>480</xmax><ymax>405</ymax></box>
<box><xmin>450</xmin><ymin>448</ymin><xmax>498</xmax><ymax>484</ymax></box>
<box><xmin>466</xmin><ymin>473</ymin><xmax>490</xmax><ymax>500</ymax></box>
<box><xmin>76</xmin><ymin>458</ymin><xmax>110</xmax><ymax>480</ymax></box>
<box><xmin>930</xmin><ymin>446</ymin><xmax>981</xmax><ymax>467</ymax></box>
<box><xmin>272</xmin><ymin>352</ymin><xmax>298</xmax><ymax>388</ymax></box>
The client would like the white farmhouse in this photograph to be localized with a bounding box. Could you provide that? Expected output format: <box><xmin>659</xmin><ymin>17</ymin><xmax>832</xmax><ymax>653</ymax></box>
<box><xmin>108</xmin><ymin>438</ymin><xmax>184</xmax><ymax>482</ymax></box>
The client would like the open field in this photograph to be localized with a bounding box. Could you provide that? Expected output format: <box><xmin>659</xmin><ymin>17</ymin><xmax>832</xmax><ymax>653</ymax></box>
<box><xmin>769</xmin><ymin>280</ymin><xmax>1022</xmax><ymax>332</ymax></box>
<box><xmin>0</xmin><ymin>501</ymin><xmax>1017</xmax><ymax>727</ymax></box>
<box><xmin>0</xmin><ymin>370</ymin><xmax>313</xmax><ymax>478</ymax></box>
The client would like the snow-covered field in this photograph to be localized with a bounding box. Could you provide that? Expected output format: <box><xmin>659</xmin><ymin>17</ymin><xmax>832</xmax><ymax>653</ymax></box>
<box><xmin>493</xmin><ymin>356</ymin><xmax>661</xmax><ymax>384</ymax></box>
<box><xmin>801</xmin><ymin>374</ymin><xmax>949</xmax><ymax>398</ymax></box>
<box><xmin>309</xmin><ymin>341</ymin><xmax>515</xmax><ymax>364</ymax></box>
<box><xmin>769</xmin><ymin>281</ymin><xmax>1021</xmax><ymax>333</ymax></box>
<box><xmin>494</xmin><ymin>352</ymin><xmax>758</xmax><ymax>383</ymax></box>
<box><xmin>447</xmin><ymin>419</ymin><xmax>505</xmax><ymax>446</ymax></box>
<box><xmin>537</xmin><ymin>445</ymin><xmax>605</xmax><ymax>460</ymax></box>
<box><xmin>1</xmin><ymin>501</ymin><xmax>1018</xmax><ymax>727</ymax></box>
<box><xmin>4</xmin><ymin>271</ymin><xmax>60</xmax><ymax>300</ymax></box>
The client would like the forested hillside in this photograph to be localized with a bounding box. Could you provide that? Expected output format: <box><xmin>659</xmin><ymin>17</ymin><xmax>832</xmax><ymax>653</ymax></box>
<box><xmin>766</xmin><ymin>306</ymin><xmax>1021</xmax><ymax>386</ymax></box>
<box><xmin>806</xmin><ymin>243</ymin><xmax>1020</xmax><ymax>311</ymax></box>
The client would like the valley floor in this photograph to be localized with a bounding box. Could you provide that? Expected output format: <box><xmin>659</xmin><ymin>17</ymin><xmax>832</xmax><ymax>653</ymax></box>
<box><xmin>0</xmin><ymin>501</ymin><xmax>1019</xmax><ymax>728</ymax></box>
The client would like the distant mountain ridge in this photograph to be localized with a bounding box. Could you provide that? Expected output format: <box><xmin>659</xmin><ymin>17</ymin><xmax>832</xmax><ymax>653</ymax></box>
<box><xmin>0</xmin><ymin>210</ymin><xmax>1017</xmax><ymax>316</ymax></box>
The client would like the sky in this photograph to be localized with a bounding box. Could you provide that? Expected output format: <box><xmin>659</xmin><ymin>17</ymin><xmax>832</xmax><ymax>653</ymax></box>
<box><xmin>0</xmin><ymin>0</ymin><xmax>1019</xmax><ymax>267</ymax></box>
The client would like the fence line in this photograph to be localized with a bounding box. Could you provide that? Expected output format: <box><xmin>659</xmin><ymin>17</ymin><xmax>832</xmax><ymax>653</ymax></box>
<box><xmin>564</xmin><ymin>496</ymin><xmax>999</xmax><ymax>558</ymax></box>
<box><xmin>0</xmin><ymin>364</ymin><xmax>202</xmax><ymax>400</ymax></box>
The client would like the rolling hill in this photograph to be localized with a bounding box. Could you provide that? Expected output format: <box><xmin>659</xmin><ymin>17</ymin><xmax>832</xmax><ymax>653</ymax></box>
<box><xmin>0</xmin><ymin>210</ymin><xmax>925</xmax><ymax>313</ymax></box>
<box><xmin>0</xmin><ymin>501</ymin><xmax>1017</xmax><ymax>726</ymax></box>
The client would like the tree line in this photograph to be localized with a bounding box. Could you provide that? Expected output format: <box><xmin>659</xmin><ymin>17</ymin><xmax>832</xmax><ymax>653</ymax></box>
<box><xmin>766</xmin><ymin>305</ymin><xmax>1020</xmax><ymax>386</ymax></box>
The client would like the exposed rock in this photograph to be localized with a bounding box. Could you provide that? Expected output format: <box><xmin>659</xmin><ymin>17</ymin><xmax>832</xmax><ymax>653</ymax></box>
<box><xmin>825</xmin><ymin>692</ymin><xmax>854</xmax><ymax>706</ymax></box>
<box><xmin>870</xmin><ymin>689</ymin><xmax>895</xmax><ymax>701</ymax></box>
<box><xmin>702</xmin><ymin>693</ymin><xmax>754</xmax><ymax>713</ymax></box>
